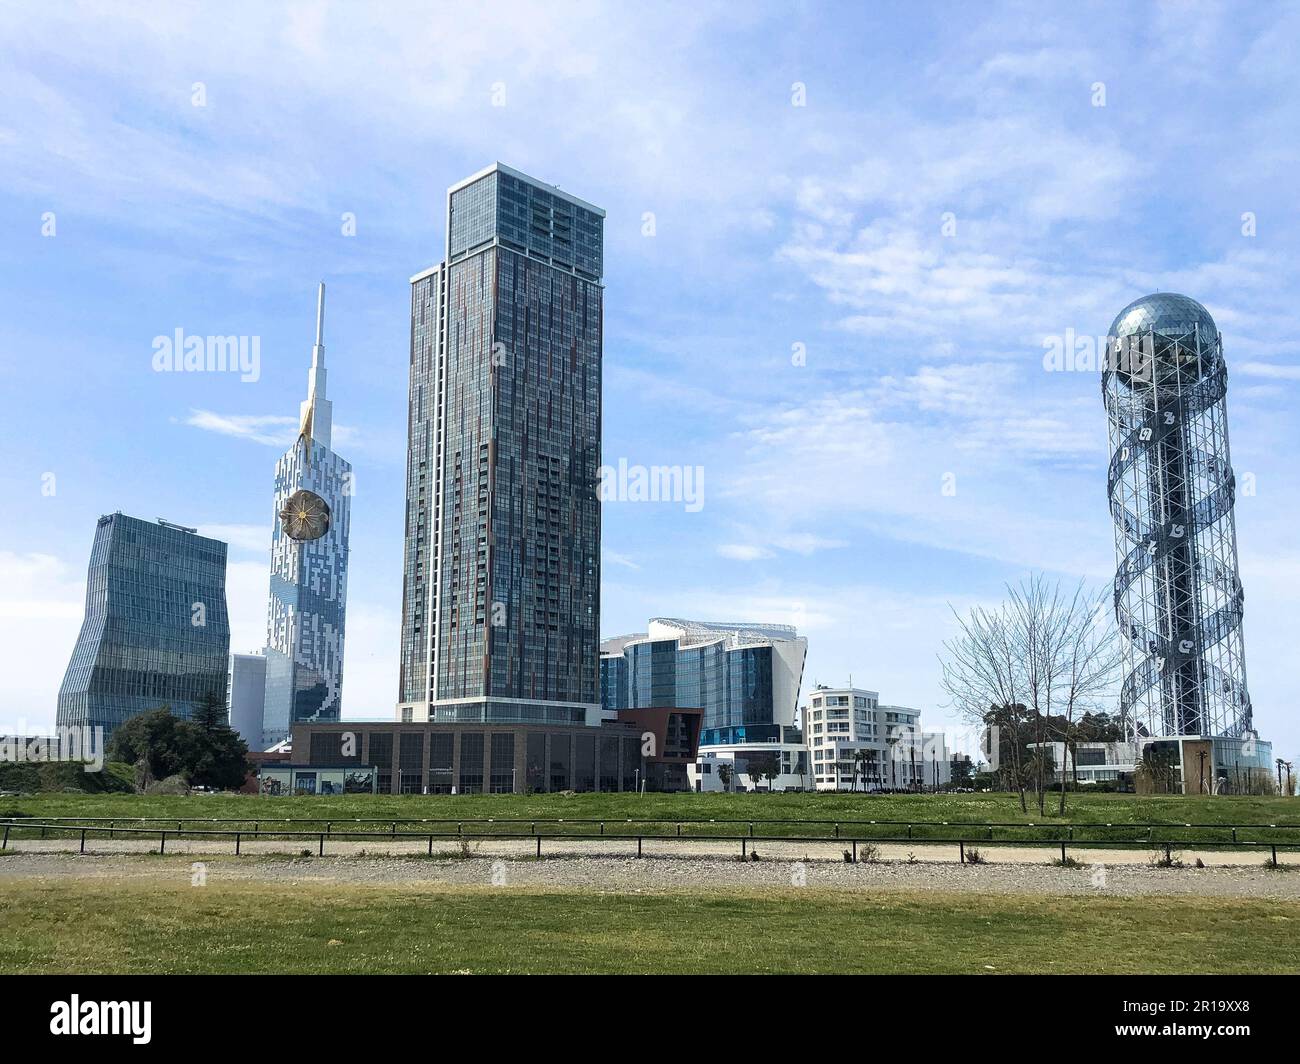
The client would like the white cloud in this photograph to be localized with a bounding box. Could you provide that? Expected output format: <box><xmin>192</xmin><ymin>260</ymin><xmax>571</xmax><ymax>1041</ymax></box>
<box><xmin>717</xmin><ymin>544</ymin><xmax>773</xmax><ymax>562</ymax></box>
<box><xmin>1236</xmin><ymin>361</ymin><xmax>1300</xmax><ymax>381</ymax></box>
<box><xmin>198</xmin><ymin>524</ymin><xmax>270</xmax><ymax>556</ymax></box>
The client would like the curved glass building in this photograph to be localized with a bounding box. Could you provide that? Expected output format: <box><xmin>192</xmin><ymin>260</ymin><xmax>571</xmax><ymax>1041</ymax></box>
<box><xmin>56</xmin><ymin>513</ymin><xmax>230</xmax><ymax>738</ymax></box>
<box><xmin>600</xmin><ymin>618</ymin><xmax>807</xmax><ymax>747</ymax></box>
<box><xmin>1103</xmin><ymin>293</ymin><xmax>1269</xmax><ymax>791</ymax></box>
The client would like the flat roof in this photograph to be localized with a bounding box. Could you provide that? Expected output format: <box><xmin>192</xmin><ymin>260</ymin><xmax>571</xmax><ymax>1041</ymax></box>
<box><xmin>448</xmin><ymin>161</ymin><xmax>606</xmax><ymax>218</ymax></box>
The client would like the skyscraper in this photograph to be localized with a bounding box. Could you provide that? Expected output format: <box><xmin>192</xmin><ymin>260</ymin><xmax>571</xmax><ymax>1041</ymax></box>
<box><xmin>1103</xmin><ymin>292</ymin><xmax>1269</xmax><ymax>790</ymax></box>
<box><xmin>261</xmin><ymin>284</ymin><xmax>352</xmax><ymax>746</ymax></box>
<box><xmin>398</xmin><ymin>163</ymin><xmax>604</xmax><ymax>726</ymax></box>
<box><xmin>56</xmin><ymin>513</ymin><xmax>230</xmax><ymax>738</ymax></box>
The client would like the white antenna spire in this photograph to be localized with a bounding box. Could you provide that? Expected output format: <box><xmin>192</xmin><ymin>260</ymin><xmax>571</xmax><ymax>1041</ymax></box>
<box><xmin>314</xmin><ymin>281</ymin><xmax>325</xmax><ymax>354</ymax></box>
<box><xmin>299</xmin><ymin>281</ymin><xmax>333</xmax><ymax>450</ymax></box>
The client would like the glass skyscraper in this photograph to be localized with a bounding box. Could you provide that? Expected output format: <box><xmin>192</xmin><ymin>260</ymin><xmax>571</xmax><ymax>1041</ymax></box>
<box><xmin>600</xmin><ymin>619</ymin><xmax>808</xmax><ymax>748</ymax></box>
<box><xmin>56</xmin><ymin>513</ymin><xmax>230</xmax><ymax>738</ymax></box>
<box><xmin>261</xmin><ymin>283</ymin><xmax>352</xmax><ymax>746</ymax></box>
<box><xmin>398</xmin><ymin>163</ymin><xmax>604</xmax><ymax>726</ymax></box>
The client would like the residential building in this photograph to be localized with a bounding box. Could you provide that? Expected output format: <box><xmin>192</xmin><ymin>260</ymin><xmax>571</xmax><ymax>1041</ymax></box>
<box><xmin>56</xmin><ymin>513</ymin><xmax>230</xmax><ymax>738</ymax></box>
<box><xmin>397</xmin><ymin>163</ymin><xmax>605</xmax><ymax>728</ymax></box>
<box><xmin>803</xmin><ymin>685</ymin><xmax>948</xmax><ymax>791</ymax></box>
<box><xmin>261</xmin><ymin>283</ymin><xmax>352</xmax><ymax>746</ymax></box>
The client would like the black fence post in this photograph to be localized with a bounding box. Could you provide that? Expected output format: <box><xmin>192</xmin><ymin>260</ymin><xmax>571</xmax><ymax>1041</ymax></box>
<box><xmin>741</xmin><ymin>837</ymin><xmax>747</xmax><ymax>858</ymax></box>
<box><xmin>537</xmin><ymin>835</ymin><xmax>542</xmax><ymax>858</ymax></box>
<box><xmin>638</xmin><ymin>837</ymin><xmax>643</xmax><ymax>859</ymax></box>
<box><xmin>2</xmin><ymin>825</ymin><xmax>9</xmax><ymax>850</ymax></box>
<box><xmin>959</xmin><ymin>841</ymin><xmax>965</xmax><ymax>864</ymax></box>
<box><xmin>852</xmin><ymin>839</ymin><xmax>857</xmax><ymax>864</ymax></box>
<box><xmin>1060</xmin><ymin>841</ymin><xmax>1066</xmax><ymax>863</ymax></box>
<box><xmin>235</xmin><ymin>832</ymin><xmax>241</xmax><ymax>856</ymax></box>
<box><xmin>160</xmin><ymin>830</ymin><xmax>166</xmax><ymax>855</ymax></box>
<box><xmin>428</xmin><ymin>835</ymin><xmax>433</xmax><ymax>856</ymax></box>
<box><xmin>80</xmin><ymin>830</ymin><xmax>86</xmax><ymax>854</ymax></box>
<box><xmin>1272</xmin><ymin>844</ymin><xmax>1278</xmax><ymax>866</ymax></box>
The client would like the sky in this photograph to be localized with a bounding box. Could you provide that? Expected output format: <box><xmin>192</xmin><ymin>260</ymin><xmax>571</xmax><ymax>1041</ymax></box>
<box><xmin>0</xmin><ymin>1</ymin><xmax>1297</xmax><ymax>763</ymax></box>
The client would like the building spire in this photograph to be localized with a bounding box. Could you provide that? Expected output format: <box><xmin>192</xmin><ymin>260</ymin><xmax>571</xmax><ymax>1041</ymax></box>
<box><xmin>314</xmin><ymin>280</ymin><xmax>325</xmax><ymax>356</ymax></box>
<box><xmin>299</xmin><ymin>281</ymin><xmax>333</xmax><ymax>452</ymax></box>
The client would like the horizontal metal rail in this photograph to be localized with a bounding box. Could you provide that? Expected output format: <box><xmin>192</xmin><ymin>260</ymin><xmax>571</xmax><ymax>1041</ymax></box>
<box><xmin>2</xmin><ymin>820</ymin><xmax>1297</xmax><ymax>865</ymax></box>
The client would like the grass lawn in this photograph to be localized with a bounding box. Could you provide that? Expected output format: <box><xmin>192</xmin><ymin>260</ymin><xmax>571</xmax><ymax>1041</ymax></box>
<box><xmin>2</xmin><ymin>877</ymin><xmax>1297</xmax><ymax>974</ymax></box>
<box><xmin>4</xmin><ymin>791</ymin><xmax>1298</xmax><ymax>838</ymax></box>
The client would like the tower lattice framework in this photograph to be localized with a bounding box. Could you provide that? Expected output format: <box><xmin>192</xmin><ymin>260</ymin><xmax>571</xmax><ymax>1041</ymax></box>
<box><xmin>1102</xmin><ymin>293</ymin><xmax>1252</xmax><ymax>740</ymax></box>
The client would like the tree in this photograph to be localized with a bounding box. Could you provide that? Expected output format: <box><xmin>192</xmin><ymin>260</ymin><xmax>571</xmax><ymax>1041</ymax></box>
<box><xmin>852</xmin><ymin>748</ymin><xmax>873</xmax><ymax>793</ymax></box>
<box><xmin>746</xmin><ymin>760</ymin><xmax>764</xmax><ymax>791</ymax></box>
<box><xmin>762</xmin><ymin>758</ymin><xmax>781</xmax><ymax>793</ymax></box>
<box><xmin>191</xmin><ymin>689</ymin><xmax>229</xmax><ymax>733</ymax></box>
<box><xmin>1135</xmin><ymin>743</ymin><xmax>1179</xmax><ymax>794</ymax></box>
<box><xmin>942</xmin><ymin>575</ymin><xmax>1122</xmax><ymax>815</ymax></box>
<box><xmin>106</xmin><ymin>702</ymin><xmax>250</xmax><ymax>792</ymax></box>
<box><xmin>107</xmin><ymin>706</ymin><xmax>191</xmax><ymax>786</ymax></box>
<box><xmin>716</xmin><ymin>763</ymin><xmax>733</xmax><ymax>792</ymax></box>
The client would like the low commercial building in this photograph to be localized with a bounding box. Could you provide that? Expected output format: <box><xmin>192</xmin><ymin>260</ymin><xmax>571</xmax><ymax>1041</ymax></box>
<box><xmin>283</xmin><ymin>707</ymin><xmax>701</xmax><ymax>795</ymax></box>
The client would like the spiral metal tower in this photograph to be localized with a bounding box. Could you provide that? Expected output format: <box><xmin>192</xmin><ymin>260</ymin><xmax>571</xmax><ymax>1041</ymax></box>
<box><xmin>1103</xmin><ymin>293</ymin><xmax>1252</xmax><ymax>741</ymax></box>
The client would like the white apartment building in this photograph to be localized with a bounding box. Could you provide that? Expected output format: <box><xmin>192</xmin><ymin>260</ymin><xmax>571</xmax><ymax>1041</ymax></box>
<box><xmin>804</xmin><ymin>685</ymin><xmax>950</xmax><ymax>791</ymax></box>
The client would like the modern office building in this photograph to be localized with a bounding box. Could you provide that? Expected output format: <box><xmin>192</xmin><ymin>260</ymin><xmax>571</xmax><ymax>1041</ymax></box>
<box><xmin>226</xmin><ymin>651</ymin><xmax>267</xmax><ymax>748</ymax></box>
<box><xmin>1102</xmin><ymin>293</ymin><xmax>1271</xmax><ymax>792</ymax></box>
<box><xmin>802</xmin><ymin>685</ymin><xmax>946</xmax><ymax>791</ymax></box>
<box><xmin>56</xmin><ymin>513</ymin><xmax>230</xmax><ymax>738</ymax></box>
<box><xmin>397</xmin><ymin>163</ymin><xmax>605</xmax><ymax>728</ymax></box>
<box><xmin>602</xmin><ymin>618</ymin><xmax>809</xmax><ymax>789</ymax></box>
<box><xmin>261</xmin><ymin>283</ymin><xmax>352</xmax><ymax>746</ymax></box>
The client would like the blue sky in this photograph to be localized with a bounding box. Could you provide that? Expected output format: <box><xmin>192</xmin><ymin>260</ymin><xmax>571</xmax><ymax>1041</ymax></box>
<box><xmin>1</xmin><ymin>1</ymin><xmax>1297</xmax><ymax>762</ymax></box>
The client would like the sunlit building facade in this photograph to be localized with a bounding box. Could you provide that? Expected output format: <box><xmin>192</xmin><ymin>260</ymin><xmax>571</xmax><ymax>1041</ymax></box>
<box><xmin>261</xmin><ymin>284</ymin><xmax>352</xmax><ymax>746</ymax></box>
<box><xmin>56</xmin><ymin>513</ymin><xmax>230</xmax><ymax>738</ymax></box>
<box><xmin>398</xmin><ymin>163</ymin><xmax>605</xmax><ymax>727</ymax></box>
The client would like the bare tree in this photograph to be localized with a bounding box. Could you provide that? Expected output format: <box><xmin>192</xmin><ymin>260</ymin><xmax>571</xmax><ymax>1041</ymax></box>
<box><xmin>942</xmin><ymin>575</ymin><xmax>1122</xmax><ymax>815</ymax></box>
<box><xmin>941</xmin><ymin>600</ymin><xmax>1032</xmax><ymax>811</ymax></box>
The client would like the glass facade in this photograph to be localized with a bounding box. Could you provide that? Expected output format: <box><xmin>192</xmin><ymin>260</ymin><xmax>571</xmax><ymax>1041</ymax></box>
<box><xmin>293</xmin><ymin>724</ymin><xmax>651</xmax><ymax>794</ymax></box>
<box><xmin>399</xmin><ymin>164</ymin><xmax>604</xmax><ymax>724</ymax></box>
<box><xmin>56</xmin><ymin>513</ymin><xmax>230</xmax><ymax>738</ymax></box>
<box><xmin>602</xmin><ymin>638</ymin><xmax>779</xmax><ymax>736</ymax></box>
<box><xmin>262</xmin><ymin>435</ymin><xmax>352</xmax><ymax>745</ymax></box>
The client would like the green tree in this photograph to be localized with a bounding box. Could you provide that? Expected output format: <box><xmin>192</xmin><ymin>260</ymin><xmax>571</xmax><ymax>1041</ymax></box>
<box><xmin>716</xmin><ymin>763</ymin><xmax>733</xmax><ymax>792</ymax></box>
<box><xmin>107</xmin><ymin>706</ymin><xmax>191</xmax><ymax>785</ymax></box>
<box><xmin>106</xmin><ymin>701</ymin><xmax>250</xmax><ymax>792</ymax></box>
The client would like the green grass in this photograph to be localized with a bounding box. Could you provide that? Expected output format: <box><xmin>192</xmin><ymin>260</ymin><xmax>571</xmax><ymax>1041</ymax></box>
<box><xmin>6</xmin><ymin>789</ymin><xmax>1298</xmax><ymax>823</ymax></box>
<box><xmin>4</xmin><ymin>792</ymin><xmax>1297</xmax><ymax>848</ymax></box>
<box><xmin>1</xmin><ymin>877</ymin><xmax>1296</xmax><ymax>973</ymax></box>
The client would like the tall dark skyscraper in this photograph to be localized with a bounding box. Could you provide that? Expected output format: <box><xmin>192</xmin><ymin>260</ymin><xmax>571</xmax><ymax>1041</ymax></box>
<box><xmin>56</xmin><ymin>513</ymin><xmax>230</xmax><ymax>738</ymax></box>
<box><xmin>1103</xmin><ymin>293</ymin><xmax>1258</xmax><ymax>757</ymax></box>
<box><xmin>398</xmin><ymin>163</ymin><xmax>604</xmax><ymax>726</ymax></box>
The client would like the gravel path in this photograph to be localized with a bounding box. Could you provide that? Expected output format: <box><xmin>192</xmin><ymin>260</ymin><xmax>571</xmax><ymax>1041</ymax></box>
<box><xmin>4</xmin><ymin>849</ymin><xmax>1299</xmax><ymax>898</ymax></box>
<box><xmin>2</xmin><ymin>834</ymin><xmax>1295</xmax><ymax>867</ymax></box>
